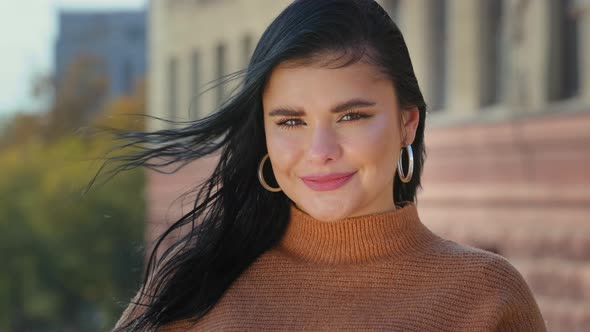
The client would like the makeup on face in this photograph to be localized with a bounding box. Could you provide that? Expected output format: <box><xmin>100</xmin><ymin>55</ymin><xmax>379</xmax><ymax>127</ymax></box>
<box><xmin>300</xmin><ymin>171</ymin><xmax>357</xmax><ymax>191</ymax></box>
<box><xmin>262</xmin><ymin>59</ymin><xmax>405</xmax><ymax>221</ymax></box>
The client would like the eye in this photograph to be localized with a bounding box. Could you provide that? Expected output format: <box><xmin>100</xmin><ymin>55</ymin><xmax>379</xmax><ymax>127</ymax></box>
<box><xmin>276</xmin><ymin>118</ymin><xmax>305</xmax><ymax>128</ymax></box>
<box><xmin>338</xmin><ymin>111</ymin><xmax>371</xmax><ymax>122</ymax></box>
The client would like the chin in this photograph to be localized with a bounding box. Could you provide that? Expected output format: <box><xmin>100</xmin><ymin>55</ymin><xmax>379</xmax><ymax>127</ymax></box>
<box><xmin>298</xmin><ymin>199</ymin><xmax>357</xmax><ymax>222</ymax></box>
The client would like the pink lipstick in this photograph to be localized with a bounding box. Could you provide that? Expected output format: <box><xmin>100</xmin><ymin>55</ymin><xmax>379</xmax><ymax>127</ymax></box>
<box><xmin>301</xmin><ymin>172</ymin><xmax>356</xmax><ymax>191</ymax></box>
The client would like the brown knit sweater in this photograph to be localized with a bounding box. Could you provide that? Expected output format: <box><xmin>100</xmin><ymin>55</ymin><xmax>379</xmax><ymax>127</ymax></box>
<box><xmin>117</xmin><ymin>203</ymin><xmax>547</xmax><ymax>331</ymax></box>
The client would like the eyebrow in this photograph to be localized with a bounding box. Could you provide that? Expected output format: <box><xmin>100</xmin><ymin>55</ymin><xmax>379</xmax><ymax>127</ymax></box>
<box><xmin>268</xmin><ymin>98</ymin><xmax>377</xmax><ymax>117</ymax></box>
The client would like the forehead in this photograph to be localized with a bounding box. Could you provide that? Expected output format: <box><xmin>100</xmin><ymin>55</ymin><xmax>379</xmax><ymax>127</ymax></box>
<box><xmin>262</xmin><ymin>59</ymin><xmax>393</xmax><ymax>108</ymax></box>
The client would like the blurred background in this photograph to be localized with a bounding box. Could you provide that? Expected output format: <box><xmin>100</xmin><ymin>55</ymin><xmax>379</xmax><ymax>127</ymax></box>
<box><xmin>0</xmin><ymin>0</ymin><xmax>588</xmax><ymax>331</ymax></box>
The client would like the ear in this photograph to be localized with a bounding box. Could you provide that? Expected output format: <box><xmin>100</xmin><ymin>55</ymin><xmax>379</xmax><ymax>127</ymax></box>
<box><xmin>400</xmin><ymin>107</ymin><xmax>420</xmax><ymax>146</ymax></box>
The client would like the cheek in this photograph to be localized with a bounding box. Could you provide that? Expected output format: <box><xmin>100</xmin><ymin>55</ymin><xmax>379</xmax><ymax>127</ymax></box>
<box><xmin>265</xmin><ymin>127</ymin><xmax>303</xmax><ymax>179</ymax></box>
<box><xmin>344</xmin><ymin>115</ymin><xmax>400</xmax><ymax>173</ymax></box>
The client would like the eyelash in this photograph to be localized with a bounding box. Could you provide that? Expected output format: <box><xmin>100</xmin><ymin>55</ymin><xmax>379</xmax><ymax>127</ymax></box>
<box><xmin>276</xmin><ymin>111</ymin><xmax>372</xmax><ymax>128</ymax></box>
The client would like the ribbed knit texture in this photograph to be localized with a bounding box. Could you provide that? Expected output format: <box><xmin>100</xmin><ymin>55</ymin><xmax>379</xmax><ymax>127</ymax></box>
<box><xmin>118</xmin><ymin>203</ymin><xmax>547</xmax><ymax>331</ymax></box>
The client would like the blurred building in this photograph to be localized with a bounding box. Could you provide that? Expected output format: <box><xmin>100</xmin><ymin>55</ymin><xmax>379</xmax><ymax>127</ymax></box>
<box><xmin>55</xmin><ymin>10</ymin><xmax>147</xmax><ymax>100</ymax></box>
<box><xmin>146</xmin><ymin>0</ymin><xmax>590</xmax><ymax>331</ymax></box>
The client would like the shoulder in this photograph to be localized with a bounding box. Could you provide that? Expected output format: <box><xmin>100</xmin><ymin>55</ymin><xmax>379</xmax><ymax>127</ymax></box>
<box><xmin>422</xmin><ymin>237</ymin><xmax>530</xmax><ymax>291</ymax></box>
<box><xmin>439</xmin><ymin>239</ymin><xmax>524</xmax><ymax>278</ymax></box>
<box><xmin>418</xmin><ymin>237</ymin><xmax>547</xmax><ymax>331</ymax></box>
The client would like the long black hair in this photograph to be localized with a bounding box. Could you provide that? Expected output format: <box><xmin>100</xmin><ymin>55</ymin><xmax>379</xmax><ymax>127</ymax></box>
<box><xmin>111</xmin><ymin>0</ymin><xmax>427</xmax><ymax>330</ymax></box>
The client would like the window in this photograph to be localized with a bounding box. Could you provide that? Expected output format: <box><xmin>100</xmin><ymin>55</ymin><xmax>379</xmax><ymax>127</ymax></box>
<box><xmin>127</xmin><ymin>27</ymin><xmax>145</xmax><ymax>43</ymax></box>
<box><xmin>431</xmin><ymin>0</ymin><xmax>448</xmax><ymax>110</ymax></box>
<box><xmin>121</xmin><ymin>59</ymin><xmax>134</xmax><ymax>95</ymax></box>
<box><xmin>191</xmin><ymin>50</ymin><xmax>201</xmax><ymax>117</ymax></box>
<box><xmin>480</xmin><ymin>0</ymin><xmax>503</xmax><ymax>107</ymax></box>
<box><xmin>168</xmin><ymin>57</ymin><xmax>178</xmax><ymax>121</ymax></box>
<box><xmin>548</xmin><ymin>0</ymin><xmax>579</xmax><ymax>100</ymax></box>
<box><xmin>215</xmin><ymin>43</ymin><xmax>226</xmax><ymax>107</ymax></box>
<box><xmin>242</xmin><ymin>34</ymin><xmax>254</xmax><ymax>68</ymax></box>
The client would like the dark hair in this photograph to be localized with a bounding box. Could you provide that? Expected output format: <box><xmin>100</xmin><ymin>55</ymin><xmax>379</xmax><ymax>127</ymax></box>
<box><xmin>111</xmin><ymin>0</ymin><xmax>426</xmax><ymax>330</ymax></box>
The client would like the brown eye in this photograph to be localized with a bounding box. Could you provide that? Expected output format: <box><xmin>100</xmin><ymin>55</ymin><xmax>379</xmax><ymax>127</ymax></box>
<box><xmin>339</xmin><ymin>112</ymin><xmax>371</xmax><ymax>122</ymax></box>
<box><xmin>277</xmin><ymin>118</ymin><xmax>305</xmax><ymax>128</ymax></box>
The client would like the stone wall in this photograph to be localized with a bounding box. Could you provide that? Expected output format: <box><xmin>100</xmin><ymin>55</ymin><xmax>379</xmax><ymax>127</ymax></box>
<box><xmin>419</xmin><ymin>110</ymin><xmax>590</xmax><ymax>332</ymax></box>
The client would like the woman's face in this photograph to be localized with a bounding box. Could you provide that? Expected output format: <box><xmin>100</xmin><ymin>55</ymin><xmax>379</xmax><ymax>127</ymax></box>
<box><xmin>262</xmin><ymin>58</ymin><xmax>419</xmax><ymax>221</ymax></box>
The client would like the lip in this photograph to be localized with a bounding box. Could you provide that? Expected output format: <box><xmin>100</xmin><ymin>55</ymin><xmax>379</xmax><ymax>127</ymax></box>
<box><xmin>300</xmin><ymin>171</ymin><xmax>357</xmax><ymax>191</ymax></box>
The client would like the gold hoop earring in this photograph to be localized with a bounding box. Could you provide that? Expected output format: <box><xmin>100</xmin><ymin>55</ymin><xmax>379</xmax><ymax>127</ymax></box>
<box><xmin>397</xmin><ymin>144</ymin><xmax>414</xmax><ymax>183</ymax></box>
<box><xmin>258</xmin><ymin>154</ymin><xmax>282</xmax><ymax>192</ymax></box>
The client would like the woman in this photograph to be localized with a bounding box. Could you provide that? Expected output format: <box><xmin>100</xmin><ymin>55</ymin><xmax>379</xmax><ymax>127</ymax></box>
<box><xmin>113</xmin><ymin>0</ymin><xmax>546</xmax><ymax>331</ymax></box>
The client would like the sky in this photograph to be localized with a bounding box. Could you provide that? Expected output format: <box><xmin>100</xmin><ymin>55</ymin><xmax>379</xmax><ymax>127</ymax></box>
<box><xmin>0</xmin><ymin>0</ymin><xmax>146</xmax><ymax>116</ymax></box>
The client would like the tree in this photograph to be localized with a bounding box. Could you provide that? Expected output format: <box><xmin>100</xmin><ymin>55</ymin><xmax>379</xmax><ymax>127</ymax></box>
<box><xmin>0</xmin><ymin>78</ymin><xmax>148</xmax><ymax>331</ymax></box>
<box><xmin>46</xmin><ymin>54</ymin><xmax>109</xmax><ymax>139</ymax></box>
<box><xmin>0</xmin><ymin>112</ymin><xmax>45</xmax><ymax>149</ymax></box>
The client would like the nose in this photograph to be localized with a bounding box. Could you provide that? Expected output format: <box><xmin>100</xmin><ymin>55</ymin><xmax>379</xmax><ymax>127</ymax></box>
<box><xmin>306</xmin><ymin>124</ymin><xmax>342</xmax><ymax>165</ymax></box>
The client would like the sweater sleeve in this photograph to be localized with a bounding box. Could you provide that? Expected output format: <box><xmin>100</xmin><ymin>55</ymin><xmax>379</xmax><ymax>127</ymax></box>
<box><xmin>485</xmin><ymin>255</ymin><xmax>547</xmax><ymax>332</ymax></box>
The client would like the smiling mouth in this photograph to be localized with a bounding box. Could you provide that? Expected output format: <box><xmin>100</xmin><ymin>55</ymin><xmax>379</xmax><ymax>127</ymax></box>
<box><xmin>300</xmin><ymin>172</ymin><xmax>357</xmax><ymax>191</ymax></box>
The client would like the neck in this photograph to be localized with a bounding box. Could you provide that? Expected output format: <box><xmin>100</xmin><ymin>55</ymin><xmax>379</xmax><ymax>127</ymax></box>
<box><xmin>277</xmin><ymin>202</ymin><xmax>435</xmax><ymax>265</ymax></box>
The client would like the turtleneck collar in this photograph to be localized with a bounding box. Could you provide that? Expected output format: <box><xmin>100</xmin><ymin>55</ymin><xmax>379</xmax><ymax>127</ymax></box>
<box><xmin>277</xmin><ymin>202</ymin><xmax>435</xmax><ymax>265</ymax></box>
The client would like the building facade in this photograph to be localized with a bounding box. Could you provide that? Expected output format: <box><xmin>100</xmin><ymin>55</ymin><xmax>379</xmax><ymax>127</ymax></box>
<box><xmin>55</xmin><ymin>10</ymin><xmax>147</xmax><ymax>99</ymax></box>
<box><xmin>147</xmin><ymin>1</ymin><xmax>590</xmax><ymax>331</ymax></box>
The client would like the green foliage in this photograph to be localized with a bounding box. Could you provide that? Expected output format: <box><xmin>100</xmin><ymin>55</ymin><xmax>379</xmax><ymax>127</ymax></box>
<box><xmin>0</xmin><ymin>51</ymin><xmax>150</xmax><ymax>330</ymax></box>
<box><xmin>0</xmin><ymin>135</ymin><xmax>146</xmax><ymax>331</ymax></box>
<box><xmin>0</xmin><ymin>73</ymin><xmax>150</xmax><ymax>332</ymax></box>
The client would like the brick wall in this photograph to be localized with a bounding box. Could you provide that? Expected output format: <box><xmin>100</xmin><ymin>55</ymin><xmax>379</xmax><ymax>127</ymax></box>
<box><xmin>419</xmin><ymin>110</ymin><xmax>590</xmax><ymax>332</ymax></box>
